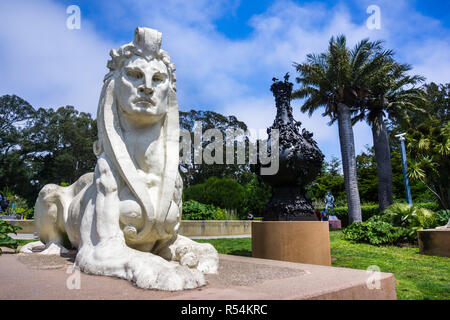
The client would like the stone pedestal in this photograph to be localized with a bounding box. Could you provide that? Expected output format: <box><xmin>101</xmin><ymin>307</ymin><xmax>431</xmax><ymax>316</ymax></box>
<box><xmin>252</xmin><ymin>221</ymin><xmax>331</xmax><ymax>266</ymax></box>
<box><xmin>417</xmin><ymin>228</ymin><xmax>450</xmax><ymax>258</ymax></box>
<box><xmin>0</xmin><ymin>253</ymin><xmax>397</xmax><ymax>300</ymax></box>
<box><xmin>329</xmin><ymin>219</ymin><xmax>342</xmax><ymax>229</ymax></box>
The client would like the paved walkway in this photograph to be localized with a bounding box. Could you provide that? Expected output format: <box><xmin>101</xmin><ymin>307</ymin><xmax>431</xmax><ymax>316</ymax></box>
<box><xmin>8</xmin><ymin>233</ymin><xmax>38</xmax><ymax>240</ymax></box>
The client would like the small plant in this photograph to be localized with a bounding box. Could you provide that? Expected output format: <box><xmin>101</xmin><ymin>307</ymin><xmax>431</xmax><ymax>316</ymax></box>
<box><xmin>0</xmin><ymin>219</ymin><xmax>22</xmax><ymax>254</ymax></box>
<box><xmin>343</xmin><ymin>221</ymin><xmax>410</xmax><ymax>245</ymax></box>
<box><xmin>383</xmin><ymin>203</ymin><xmax>438</xmax><ymax>230</ymax></box>
<box><xmin>435</xmin><ymin>210</ymin><xmax>450</xmax><ymax>226</ymax></box>
<box><xmin>14</xmin><ymin>207</ymin><xmax>34</xmax><ymax>220</ymax></box>
<box><xmin>182</xmin><ymin>200</ymin><xmax>220</xmax><ymax>220</ymax></box>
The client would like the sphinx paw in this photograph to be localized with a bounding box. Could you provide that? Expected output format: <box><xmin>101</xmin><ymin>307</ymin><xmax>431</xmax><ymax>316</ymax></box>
<box><xmin>133</xmin><ymin>261</ymin><xmax>205</xmax><ymax>291</ymax></box>
<box><xmin>40</xmin><ymin>242</ymin><xmax>69</xmax><ymax>255</ymax></box>
<box><xmin>175</xmin><ymin>242</ymin><xmax>219</xmax><ymax>274</ymax></box>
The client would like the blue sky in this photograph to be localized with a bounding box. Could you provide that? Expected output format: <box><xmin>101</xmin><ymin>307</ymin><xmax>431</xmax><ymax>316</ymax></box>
<box><xmin>0</xmin><ymin>0</ymin><xmax>449</xmax><ymax>163</ymax></box>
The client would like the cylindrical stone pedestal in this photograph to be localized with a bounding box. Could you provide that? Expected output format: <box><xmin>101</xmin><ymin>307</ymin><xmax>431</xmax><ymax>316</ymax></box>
<box><xmin>252</xmin><ymin>221</ymin><xmax>331</xmax><ymax>266</ymax></box>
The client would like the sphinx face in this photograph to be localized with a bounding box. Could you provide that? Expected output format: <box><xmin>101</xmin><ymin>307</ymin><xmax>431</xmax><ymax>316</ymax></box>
<box><xmin>115</xmin><ymin>55</ymin><xmax>170</xmax><ymax>122</ymax></box>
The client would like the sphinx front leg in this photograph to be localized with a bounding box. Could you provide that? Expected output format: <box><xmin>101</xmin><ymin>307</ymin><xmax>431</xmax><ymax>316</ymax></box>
<box><xmin>157</xmin><ymin>234</ymin><xmax>219</xmax><ymax>274</ymax></box>
<box><xmin>75</xmin><ymin>156</ymin><xmax>205</xmax><ymax>290</ymax></box>
<box><xmin>76</xmin><ymin>236</ymin><xmax>206</xmax><ymax>291</ymax></box>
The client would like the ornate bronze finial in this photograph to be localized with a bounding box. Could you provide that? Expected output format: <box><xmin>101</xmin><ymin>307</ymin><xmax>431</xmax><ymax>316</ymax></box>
<box><xmin>257</xmin><ymin>74</ymin><xmax>324</xmax><ymax>221</ymax></box>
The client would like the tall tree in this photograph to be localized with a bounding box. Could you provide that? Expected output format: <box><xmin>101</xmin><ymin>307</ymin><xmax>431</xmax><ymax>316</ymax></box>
<box><xmin>404</xmin><ymin>83</ymin><xmax>450</xmax><ymax>209</ymax></box>
<box><xmin>0</xmin><ymin>95</ymin><xmax>37</xmax><ymax>202</ymax></box>
<box><xmin>292</xmin><ymin>36</ymin><xmax>391</xmax><ymax>223</ymax></box>
<box><xmin>353</xmin><ymin>60</ymin><xmax>426</xmax><ymax>211</ymax></box>
<box><xmin>179</xmin><ymin>109</ymin><xmax>252</xmax><ymax>187</ymax></box>
<box><xmin>23</xmin><ymin>106</ymin><xmax>97</xmax><ymax>189</ymax></box>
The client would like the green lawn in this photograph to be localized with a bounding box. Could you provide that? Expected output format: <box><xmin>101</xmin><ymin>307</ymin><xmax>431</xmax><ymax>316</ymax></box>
<box><xmin>196</xmin><ymin>230</ymin><xmax>450</xmax><ymax>300</ymax></box>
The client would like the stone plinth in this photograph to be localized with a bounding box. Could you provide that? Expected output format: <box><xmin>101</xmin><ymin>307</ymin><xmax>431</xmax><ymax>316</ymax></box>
<box><xmin>0</xmin><ymin>252</ymin><xmax>396</xmax><ymax>300</ymax></box>
<box><xmin>417</xmin><ymin>228</ymin><xmax>450</xmax><ymax>258</ymax></box>
<box><xmin>4</xmin><ymin>219</ymin><xmax>35</xmax><ymax>233</ymax></box>
<box><xmin>252</xmin><ymin>221</ymin><xmax>331</xmax><ymax>266</ymax></box>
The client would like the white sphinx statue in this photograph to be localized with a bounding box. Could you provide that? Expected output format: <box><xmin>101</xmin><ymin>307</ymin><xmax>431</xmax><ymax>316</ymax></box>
<box><xmin>21</xmin><ymin>27</ymin><xmax>219</xmax><ymax>291</ymax></box>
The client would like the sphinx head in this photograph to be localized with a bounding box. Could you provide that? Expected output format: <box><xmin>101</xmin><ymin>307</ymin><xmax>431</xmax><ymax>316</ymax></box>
<box><xmin>105</xmin><ymin>28</ymin><xmax>176</xmax><ymax>124</ymax></box>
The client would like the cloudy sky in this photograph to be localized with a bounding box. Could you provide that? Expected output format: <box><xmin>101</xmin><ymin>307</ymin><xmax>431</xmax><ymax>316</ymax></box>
<box><xmin>0</xmin><ymin>0</ymin><xmax>449</xmax><ymax>162</ymax></box>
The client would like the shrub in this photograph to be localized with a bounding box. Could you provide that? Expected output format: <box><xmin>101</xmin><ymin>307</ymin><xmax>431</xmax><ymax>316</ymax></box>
<box><xmin>0</xmin><ymin>219</ymin><xmax>22</xmax><ymax>254</ymax></box>
<box><xmin>318</xmin><ymin>202</ymin><xmax>439</xmax><ymax>227</ymax></box>
<box><xmin>343</xmin><ymin>221</ymin><xmax>410</xmax><ymax>245</ymax></box>
<box><xmin>0</xmin><ymin>188</ymin><xmax>34</xmax><ymax>219</ymax></box>
<box><xmin>183</xmin><ymin>177</ymin><xmax>247</xmax><ymax>218</ymax></box>
<box><xmin>242</xmin><ymin>176</ymin><xmax>271</xmax><ymax>217</ymax></box>
<box><xmin>182</xmin><ymin>200</ymin><xmax>217</xmax><ymax>220</ymax></box>
<box><xmin>181</xmin><ymin>200</ymin><xmax>233</xmax><ymax>220</ymax></box>
<box><xmin>317</xmin><ymin>204</ymin><xmax>379</xmax><ymax>226</ymax></box>
<box><xmin>414</xmin><ymin>202</ymin><xmax>440</xmax><ymax>211</ymax></box>
<box><xmin>383</xmin><ymin>203</ymin><xmax>438</xmax><ymax>230</ymax></box>
<box><xmin>211</xmin><ymin>207</ymin><xmax>233</xmax><ymax>220</ymax></box>
<box><xmin>435</xmin><ymin>210</ymin><xmax>450</xmax><ymax>226</ymax></box>
<box><xmin>369</xmin><ymin>203</ymin><xmax>440</xmax><ymax>241</ymax></box>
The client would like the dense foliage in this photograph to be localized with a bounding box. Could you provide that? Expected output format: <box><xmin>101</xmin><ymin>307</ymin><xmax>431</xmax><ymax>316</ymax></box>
<box><xmin>343</xmin><ymin>203</ymin><xmax>443</xmax><ymax>245</ymax></box>
<box><xmin>435</xmin><ymin>210</ymin><xmax>450</xmax><ymax>226</ymax></box>
<box><xmin>406</xmin><ymin>120</ymin><xmax>449</xmax><ymax>209</ymax></box>
<box><xmin>183</xmin><ymin>175</ymin><xmax>270</xmax><ymax>218</ymax></box>
<box><xmin>308</xmin><ymin>148</ymin><xmax>432</xmax><ymax>207</ymax></box>
<box><xmin>0</xmin><ymin>95</ymin><xmax>97</xmax><ymax>205</ymax></box>
<box><xmin>179</xmin><ymin>109</ymin><xmax>253</xmax><ymax>188</ymax></box>
<box><xmin>0</xmin><ymin>219</ymin><xmax>21</xmax><ymax>254</ymax></box>
<box><xmin>343</xmin><ymin>221</ymin><xmax>409</xmax><ymax>245</ymax></box>
<box><xmin>181</xmin><ymin>200</ymin><xmax>230</xmax><ymax>220</ymax></box>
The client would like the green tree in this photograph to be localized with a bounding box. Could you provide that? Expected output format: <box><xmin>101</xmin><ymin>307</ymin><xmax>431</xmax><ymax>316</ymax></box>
<box><xmin>353</xmin><ymin>59</ymin><xmax>426</xmax><ymax>211</ymax></box>
<box><xmin>183</xmin><ymin>176</ymin><xmax>247</xmax><ymax>217</ymax></box>
<box><xmin>308</xmin><ymin>157</ymin><xmax>345</xmax><ymax>204</ymax></box>
<box><xmin>407</xmin><ymin>120</ymin><xmax>449</xmax><ymax>209</ymax></box>
<box><xmin>389</xmin><ymin>82</ymin><xmax>449</xmax><ymax>208</ymax></box>
<box><xmin>23</xmin><ymin>106</ymin><xmax>97</xmax><ymax>190</ymax></box>
<box><xmin>242</xmin><ymin>175</ymin><xmax>271</xmax><ymax>217</ymax></box>
<box><xmin>179</xmin><ymin>109</ymin><xmax>252</xmax><ymax>187</ymax></box>
<box><xmin>292</xmin><ymin>36</ymin><xmax>391</xmax><ymax>223</ymax></box>
<box><xmin>0</xmin><ymin>95</ymin><xmax>38</xmax><ymax>203</ymax></box>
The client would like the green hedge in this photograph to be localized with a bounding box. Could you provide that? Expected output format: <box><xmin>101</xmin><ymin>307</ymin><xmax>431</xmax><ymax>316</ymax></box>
<box><xmin>343</xmin><ymin>221</ymin><xmax>411</xmax><ymax>245</ymax></box>
<box><xmin>182</xmin><ymin>200</ymin><xmax>231</xmax><ymax>220</ymax></box>
<box><xmin>342</xmin><ymin>203</ymin><xmax>443</xmax><ymax>245</ymax></box>
<box><xmin>317</xmin><ymin>202</ymin><xmax>439</xmax><ymax>227</ymax></box>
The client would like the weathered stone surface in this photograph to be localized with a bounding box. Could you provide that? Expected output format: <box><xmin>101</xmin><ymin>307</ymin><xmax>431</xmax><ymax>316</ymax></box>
<box><xmin>20</xmin><ymin>27</ymin><xmax>218</xmax><ymax>291</ymax></box>
<box><xmin>0</xmin><ymin>253</ymin><xmax>397</xmax><ymax>300</ymax></box>
<box><xmin>252</xmin><ymin>221</ymin><xmax>331</xmax><ymax>266</ymax></box>
<box><xmin>418</xmin><ymin>228</ymin><xmax>450</xmax><ymax>258</ymax></box>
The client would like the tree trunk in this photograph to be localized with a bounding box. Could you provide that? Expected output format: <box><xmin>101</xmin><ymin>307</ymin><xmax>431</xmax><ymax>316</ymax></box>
<box><xmin>337</xmin><ymin>103</ymin><xmax>362</xmax><ymax>223</ymax></box>
<box><xmin>372</xmin><ymin>114</ymin><xmax>394</xmax><ymax>212</ymax></box>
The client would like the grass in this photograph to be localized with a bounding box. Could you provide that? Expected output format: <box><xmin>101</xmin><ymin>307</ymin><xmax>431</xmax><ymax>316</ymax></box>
<box><xmin>196</xmin><ymin>230</ymin><xmax>450</xmax><ymax>300</ymax></box>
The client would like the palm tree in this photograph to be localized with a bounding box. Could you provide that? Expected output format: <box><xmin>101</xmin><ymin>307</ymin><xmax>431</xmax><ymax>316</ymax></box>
<box><xmin>353</xmin><ymin>60</ymin><xmax>426</xmax><ymax>211</ymax></box>
<box><xmin>292</xmin><ymin>35</ymin><xmax>392</xmax><ymax>223</ymax></box>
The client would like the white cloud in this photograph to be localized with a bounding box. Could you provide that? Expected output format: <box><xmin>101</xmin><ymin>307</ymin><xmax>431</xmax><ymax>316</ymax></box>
<box><xmin>0</xmin><ymin>0</ymin><xmax>115</xmax><ymax>114</ymax></box>
<box><xmin>0</xmin><ymin>0</ymin><xmax>448</xmax><ymax>163</ymax></box>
